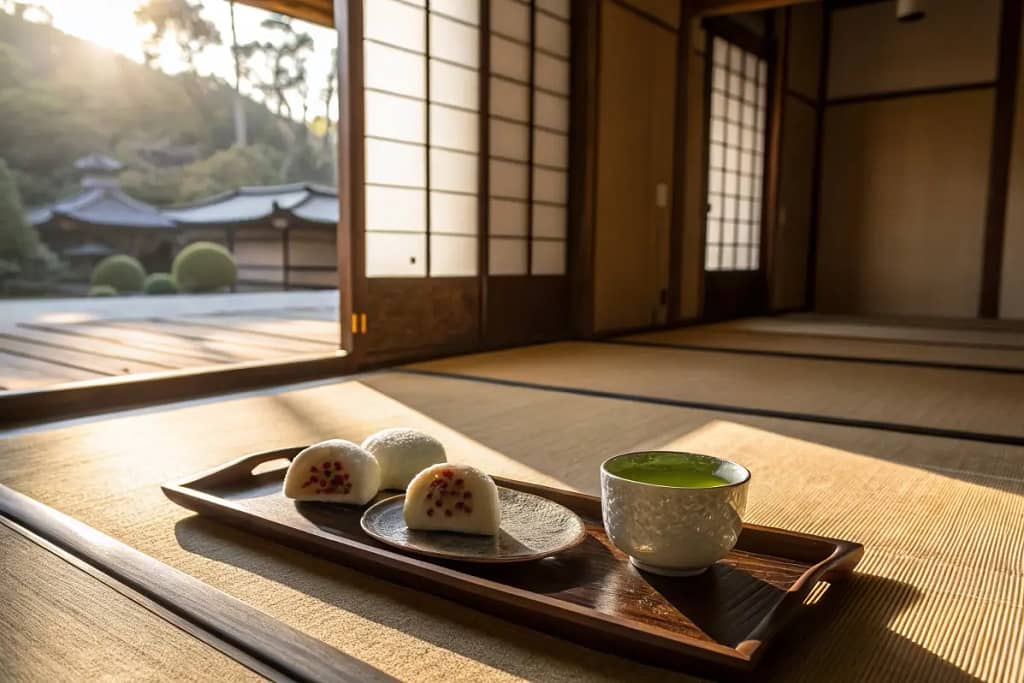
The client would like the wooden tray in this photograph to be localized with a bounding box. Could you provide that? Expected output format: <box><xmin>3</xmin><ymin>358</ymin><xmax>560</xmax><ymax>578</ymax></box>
<box><xmin>163</xmin><ymin>447</ymin><xmax>863</xmax><ymax>679</ymax></box>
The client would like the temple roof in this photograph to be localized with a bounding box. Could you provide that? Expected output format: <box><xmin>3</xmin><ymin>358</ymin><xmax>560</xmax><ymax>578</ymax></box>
<box><xmin>30</xmin><ymin>186</ymin><xmax>177</xmax><ymax>230</ymax></box>
<box><xmin>29</xmin><ymin>182</ymin><xmax>339</xmax><ymax>232</ymax></box>
<box><xmin>73</xmin><ymin>153</ymin><xmax>124</xmax><ymax>173</ymax></box>
<box><xmin>164</xmin><ymin>183</ymin><xmax>338</xmax><ymax>226</ymax></box>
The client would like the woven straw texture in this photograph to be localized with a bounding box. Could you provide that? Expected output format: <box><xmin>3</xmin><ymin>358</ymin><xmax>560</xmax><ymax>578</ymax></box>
<box><xmin>1</xmin><ymin>335</ymin><xmax>1022</xmax><ymax>681</ymax></box>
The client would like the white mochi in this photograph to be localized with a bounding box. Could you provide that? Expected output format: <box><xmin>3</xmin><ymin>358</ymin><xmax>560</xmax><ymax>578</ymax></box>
<box><xmin>283</xmin><ymin>439</ymin><xmax>381</xmax><ymax>505</ymax></box>
<box><xmin>361</xmin><ymin>428</ymin><xmax>447</xmax><ymax>490</ymax></box>
<box><xmin>403</xmin><ymin>464</ymin><xmax>500</xmax><ymax>536</ymax></box>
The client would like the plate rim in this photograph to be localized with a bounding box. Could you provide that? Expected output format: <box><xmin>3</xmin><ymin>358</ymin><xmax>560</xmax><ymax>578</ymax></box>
<box><xmin>359</xmin><ymin>486</ymin><xmax>588</xmax><ymax>563</ymax></box>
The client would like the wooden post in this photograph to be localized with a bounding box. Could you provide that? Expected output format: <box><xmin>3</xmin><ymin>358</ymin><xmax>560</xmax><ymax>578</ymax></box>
<box><xmin>980</xmin><ymin>0</ymin><xmax>1023</xmax><ymax>317</ymax></box>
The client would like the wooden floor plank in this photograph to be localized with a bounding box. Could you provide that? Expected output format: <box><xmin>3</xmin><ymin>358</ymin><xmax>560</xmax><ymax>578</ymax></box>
<box><xmin>227</xmin><ymin>306</ymin><xmax>340</xmax><ymax>322</ymax></box>
<box><xmin>5</xmin><ymin>324</ymin><xmax>199</xmax><ymax>369</ymax></box>
<box><xmin>0</xmin><ymin>331</ymin><xmax>173</xmax><ymax>376</ymax></box>
<box><xmin>158</xmin><ymin>314</ymin><xmax>340</xmax><ymax>347</ymax></box>
<box><xmin>61</xmin><ymin>321</ymin><xmax>281</xmax><ymax>363</ymax></box>
<box><xmin>0</xmin><ymin>350</ymin><xmax>106</xmax><ymax>391</ymax></box>
<box><xmin>19</xmin><ymin>322</ymin><xmax>235</xmax><ymax>364</ymax></box>
<box><xmin>100</xmin><ymin>319</ymin><xmax>331</xmax><ymax>357</ymax></box>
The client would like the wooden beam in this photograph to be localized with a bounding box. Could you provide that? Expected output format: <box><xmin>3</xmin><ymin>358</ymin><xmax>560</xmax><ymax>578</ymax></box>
<box><xmin>478</xmin><ymin>0</ymin><xmax>491</xmax><ymax>346</ymax></box>
<box><xmin>692</xmin><ymin>0</ymin><xmax>818</xmax><ymax>18</ymax></box>
<box><xmin>804</xmin><ymin>2</ymin><xmax>830</xmax><ymax>311</ymax></box>
<box><xmin>763</xmin><ymin>8</ymin><xmax>789</xmax><ymax>312</ymax></box>
<box><xmin>335</xmin><ymin>0</ymin><xmax>363</xmax><ymax>360</ymax></box>
<box><xmin>827</xmin><ymin>81</ymin><xmax>996</xmax><ymax>106</ymax></box>
<box><xmin>0</xmin><ymin>352</ymin><xmax>351</xmax><ymax>428</ymax></box>
<box><xmin>607</xmin><ymin>0</ymin><xmax>679</xmax><ymax>33</ymax></box>
<box><xmin>236</xmin><ymin>0</ymin><xmax>334</xmax><ymax>26</ymax></box>
<box><xmin>568</xmin><ymin>0</ymin><xmax>600</xmax><ymax>337</ymax></box>
<box><xmin>667</xmin><ymin>4</ymin><xmax>692</xmax><ymax>322</ymax></box>
<box><xmin>980</xmin><ymin>0</ymin><xmax>1023</xmax><ymax>318</ymax></box>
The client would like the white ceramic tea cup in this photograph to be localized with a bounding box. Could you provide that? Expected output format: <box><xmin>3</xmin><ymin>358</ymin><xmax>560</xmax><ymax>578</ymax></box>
<box><xmin>600</xmin><ymin>451</ymin><xmax>750</xmax><ymax>577</ymax></box>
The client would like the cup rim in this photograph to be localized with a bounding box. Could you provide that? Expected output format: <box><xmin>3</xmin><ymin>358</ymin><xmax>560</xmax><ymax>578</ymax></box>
<box><xmin>600</xmin><ymin>450</ymin><xmax>751</xmax><ymax>490</ymax></box>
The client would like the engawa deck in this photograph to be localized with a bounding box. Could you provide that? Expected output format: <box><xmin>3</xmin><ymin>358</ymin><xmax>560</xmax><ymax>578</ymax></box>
<box><xmin>0</xmin><ymin>291</ymin><xmax>341</xmax><ymax>392</ymax></box>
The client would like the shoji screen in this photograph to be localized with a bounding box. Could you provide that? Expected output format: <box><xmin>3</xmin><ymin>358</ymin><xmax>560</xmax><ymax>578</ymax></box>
<box><xmin>705</xmin><ymin>36</ymin><xmax>767</xmax><ymax>272</ymax></box>
<box><xmin>488</xmin><ymin>0</ymin><xmax>571</xmax><ymax>276</ymax></box>
<box><xmin>363</xmin><ymin>0</ymin><xmax>480</xmax><ymax>277</ymax></box>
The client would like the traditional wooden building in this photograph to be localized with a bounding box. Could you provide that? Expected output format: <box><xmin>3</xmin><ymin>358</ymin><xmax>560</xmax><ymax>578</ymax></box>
<box><xmin>29</xmin><ymin>155</ymin><xmax>178</xmax><ymax>277</ymax></box>
<box><xmin>29</xmin><ymin>155</ymin><xmax>339</xmax><ymax>290</ymax></box>
<box><xmin>164</xmin><ymin>183</ymin><xmax>338</xmax><ymax>290</ymax></box>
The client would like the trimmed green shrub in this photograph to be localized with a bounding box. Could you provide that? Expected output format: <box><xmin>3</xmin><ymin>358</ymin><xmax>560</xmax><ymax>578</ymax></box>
<box><xmin>144</xmin><ymin>272</ymin><xmax>178</xmax><ymax>295</ymax></box>
<box><xmin>91</xmin><ymin>254</ymin><xmax>146</xmax><ymax>292</ymax></box>
<box><xmin>172</xmin><ymin>241</ymin><xmax>236</xmax><ymax>293</ymax></box>
<box><xmin>88</xmin><ymin>284</ymin><xmax>117</xmax><ymax>297</ymax></box>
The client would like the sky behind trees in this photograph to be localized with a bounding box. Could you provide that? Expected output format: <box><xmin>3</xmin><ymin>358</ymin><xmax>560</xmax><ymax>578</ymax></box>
<box><xmin>1</xmin><ymin>0</ymin><xmax>336</xmax><ymax>123</ymax></box>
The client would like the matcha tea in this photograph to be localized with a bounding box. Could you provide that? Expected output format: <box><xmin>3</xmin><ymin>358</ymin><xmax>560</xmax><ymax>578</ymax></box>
<box><xmin>604</xmin><ymin>452</ymin><xmax>746</xmax><ymax>488</ymax></box>
<box><xmin>614</xmin><ymin>462</ymin><xmax>730</xmax><ymax>488</ymax></box>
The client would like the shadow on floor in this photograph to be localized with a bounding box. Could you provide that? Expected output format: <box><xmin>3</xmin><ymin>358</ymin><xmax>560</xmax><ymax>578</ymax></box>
<box><xmin>172</xmin><ymin>515</ymin><xmax>973</xmax><ymax>682</ymax></box>
<box><xmin>173</xmin><ymin>515</ymin><xmax>695</xmax><ymax>682</ymax></box>
<box><xmin>358</xmin><ymin>372</ymin><xmax>1024</xmax><ymax>497</ymax></box>
<box><xmin>759</xmin><ymin>574</ymin><xmax>982</xmax><ymax>683</ymax></box>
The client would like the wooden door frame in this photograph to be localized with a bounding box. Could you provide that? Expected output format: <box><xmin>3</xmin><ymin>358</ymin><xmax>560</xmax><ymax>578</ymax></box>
<box><xmin>698</xmin><ymin>15</ymin><xmax>776</xmax><ymax>322</ymax></box>
<box><xmin>334</xmin><ymin>0</ymin><xmax>364</xmax><ymax>365</ymax></box>
<box><xmin>341</xmin><ymin>0</ymin><xmax>576</xmax><ymax>364</ymax></box>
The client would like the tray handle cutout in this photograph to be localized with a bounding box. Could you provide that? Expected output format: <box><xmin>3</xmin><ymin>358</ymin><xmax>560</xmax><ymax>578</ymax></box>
<box><xmin>252</xmin><ymin>457</ymin><xmax>294</xmax><ymax>477</ymax></box>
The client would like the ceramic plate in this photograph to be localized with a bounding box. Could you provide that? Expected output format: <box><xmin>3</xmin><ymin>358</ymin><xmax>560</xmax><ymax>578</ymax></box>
<box><xmin>360</xmin><ymin>487</ymin><xmax>587</xmax><ymax>563</ymax></box>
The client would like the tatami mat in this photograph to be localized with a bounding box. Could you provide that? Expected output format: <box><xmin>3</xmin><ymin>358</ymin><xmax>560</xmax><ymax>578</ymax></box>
<box><xmin>618</xmin><ymin>326</ymin><xmax>1024</xmax><ymax>371</ymax></box>
<box><xmin>408</xmin><ymin>342</ymin><xmax>1024</xmax><ymax>441</ymax></box>
<box><xmin>1</xmin><ymin>371</ymin><xmax>1022</xmax><ymax>681</ymax></box>
<box><xmin>706</xmin><ymin>316</ymin><xmax>1024</xmax><ymax>349</ymax></box>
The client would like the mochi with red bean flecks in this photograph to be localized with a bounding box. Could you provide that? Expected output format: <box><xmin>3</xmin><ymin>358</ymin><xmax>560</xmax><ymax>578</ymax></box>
<box><xmin>283</xmin><ymin>440</ymin><xmax>381</xmax><ymax>505</ymax></box>
<box><xmin>403</xmin><ymin>464</ymin><xmax>500</xmax><ymax>536</ymax></box>
<box><xmin>361</xmin><ymin>428</ymin><xmax>447</xmax><ymax>490</ymax></box>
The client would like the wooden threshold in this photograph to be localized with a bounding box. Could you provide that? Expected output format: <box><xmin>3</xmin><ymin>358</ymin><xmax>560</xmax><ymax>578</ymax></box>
<box><xmin>0</xmin><ymin>352</ymin><xmax>352</xmax><ymax>428</ymax></box>
<box><xmin>0</xmin><ymin>484</ymin><xmax>393</xmax><ymax>683</ymax></box>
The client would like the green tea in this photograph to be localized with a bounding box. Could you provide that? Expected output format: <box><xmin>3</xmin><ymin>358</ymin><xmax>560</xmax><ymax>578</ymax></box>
<box><xmin>615</xmin><ymin>464</ymin><xmax>729</xmax><ymax>488</ymax></box>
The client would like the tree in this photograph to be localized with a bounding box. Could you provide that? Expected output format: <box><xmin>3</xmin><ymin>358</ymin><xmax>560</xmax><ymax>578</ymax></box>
<box><xmin>320</xmin><ymin>45</ymin><xmax>338</xmax><ymax>183</ymax></box>
<box><xmin>2</xmin><ymin>2</ymin><xmax>51</xmax><ymax>24</ymax></box>
<box><xmin>176</xmin><ymin>144</ymin><xmax>283</xmax><ymax>202</ymax></box>
<box><xmin>228</xmin><ymin>1</ymin><xmax>247</xmax><ymax>147</ymax></box>
<box><xmin>134</xmin><ymin>0</ymin><xmax>220</xmax><ymax>71</ymax></box>
<box><xmin>0</xmin><ymin>157</ymin><xmax>36</xmax><ymax>261</ymax></box>
<box><xmin>244</xmin><ymin>15</ymin><xmax>314</xmax><ymax>180</ymax></box>
<box><xmin>247</xmin><ymin>15</ymin><xmax>313</xmax><ymax>121</ymax></box>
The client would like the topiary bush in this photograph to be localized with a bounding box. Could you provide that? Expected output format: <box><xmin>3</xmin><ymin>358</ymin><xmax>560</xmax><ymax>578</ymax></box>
<box><xmin>144</xmin><ymin>272</ymin><xmax>178</xmax><ymax>295</ymax></box>
<box><xmin>88</xmin><ymin>284</ymin><xmax>118</xmax><ymax>297</ymax></box>
<box><xmin>172</xmin><ymin>241</ymin><xmax>236</xmax><ymax>293</ymax></box>
<box><xmin>91</xmin><ymin>254</ymin><xmax>146</xmax><ymax>293</ymax></box>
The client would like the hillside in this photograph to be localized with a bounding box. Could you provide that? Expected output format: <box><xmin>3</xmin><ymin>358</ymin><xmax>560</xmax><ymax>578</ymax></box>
<box><xmin>0</xmin><ymin>11</ymin><xmax>334</xmax><ymax>208</ymax></box>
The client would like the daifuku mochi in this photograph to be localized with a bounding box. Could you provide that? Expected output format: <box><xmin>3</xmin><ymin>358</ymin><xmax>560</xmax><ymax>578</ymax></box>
<box><xmin>403</xmin><ymin>464</ymin><xmax>500</xmax><ymax>535</ymax></box>
<box><xmin>361</xmin><ymin>428</ymin><xmax>447</xmax><ymax>490</ymax></box>
<box><xmin>283</xmin><ymin>439</ymin><xmax>380</xmax><ymax>505</ymax></box>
